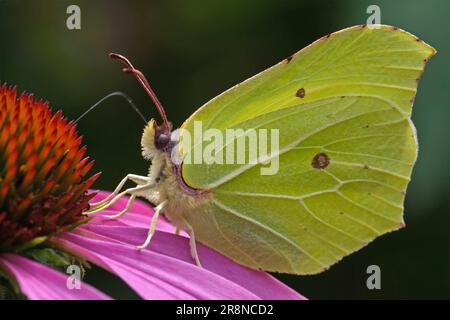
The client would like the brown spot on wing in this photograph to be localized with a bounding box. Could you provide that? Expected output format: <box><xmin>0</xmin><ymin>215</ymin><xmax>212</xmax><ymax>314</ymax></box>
<box><xmin>311</xmin><ymin>153</ymin><xmax>330</xmax><ymax>169</ymax></box>
<box><xmin>286</xmin><ymin>55</ymin><xmax>293</xmax><ymax>63</ymax></box>
<box><xmin>296</xmin><ymin>88</ymin><xmax>305</xmax><ymax>98</ymax></box>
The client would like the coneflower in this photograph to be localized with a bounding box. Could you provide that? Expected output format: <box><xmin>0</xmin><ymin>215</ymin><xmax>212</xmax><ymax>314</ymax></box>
<box><xmin>0</xmin><ymin>83</ymin><xmax>303</xmax><ymax>300</ymax></box>
<box><xmin>0</xmin><ymin>84</ymin><xmax>99</xmax><ymax>250</ymax></box>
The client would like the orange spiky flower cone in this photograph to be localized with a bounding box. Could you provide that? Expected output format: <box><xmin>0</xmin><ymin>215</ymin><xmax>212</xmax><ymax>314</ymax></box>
<box><xmin>0</xmin><ymin>83</ymin><xmax>100</xmax><ymax>250</ymax></box>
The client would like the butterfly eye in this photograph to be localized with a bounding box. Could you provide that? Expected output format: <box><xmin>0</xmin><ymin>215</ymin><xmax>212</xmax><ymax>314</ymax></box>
<box><xmin>156</xmin><ymin>133</ymin><xmax>170</xmax><ymax>149</ymax></box>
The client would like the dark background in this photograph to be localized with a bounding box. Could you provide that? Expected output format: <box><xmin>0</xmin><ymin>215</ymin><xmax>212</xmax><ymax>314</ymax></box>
<box><xmin>0</xmin><ymin>0</ymin><xmax>448</xmax><ymax>299</ymax></box>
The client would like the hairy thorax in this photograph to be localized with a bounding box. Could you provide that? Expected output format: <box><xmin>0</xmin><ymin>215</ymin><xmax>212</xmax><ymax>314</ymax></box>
<box><xmin>144</xmin><ymin>150</ymin><xmax>211</xmax><ymax>231</ymax></box>
<box><xmin>140</xmin><ymin>118</ymin><xmax>211</xmax><ymax>230</ymax></box>
<box><xmin>154</xmin><ymin>153</ymin><xmax>209</xmax><ymax>229</ymax></box>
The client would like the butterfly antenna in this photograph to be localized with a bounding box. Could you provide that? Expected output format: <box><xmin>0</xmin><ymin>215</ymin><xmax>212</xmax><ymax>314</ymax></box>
<box><xmin>109</xmin><ymin>53</ymin><xmax>171</xmax><ymax>131</ymax></box>
<box><xmin>74</xmin><ymin>91</ymin><xmax>147</xmax><ymax>124</ymax></box>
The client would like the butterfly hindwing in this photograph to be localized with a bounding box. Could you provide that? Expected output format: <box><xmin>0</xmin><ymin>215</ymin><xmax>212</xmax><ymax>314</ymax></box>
<box><xmin>179</xmin><ymin>25</ymin><xmax>434</xmax><ymax>274</ymax></box>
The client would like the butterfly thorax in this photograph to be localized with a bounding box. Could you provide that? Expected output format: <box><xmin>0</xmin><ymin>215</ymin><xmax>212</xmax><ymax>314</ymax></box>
<box><xmin>141</xmin><ymin>119</ymin><xmax>211</xmax><ymax>229</ymax></box>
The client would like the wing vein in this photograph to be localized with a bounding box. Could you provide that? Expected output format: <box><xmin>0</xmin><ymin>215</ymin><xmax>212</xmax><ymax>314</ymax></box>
<box><xmin>332</xmin><ymin>160</ymin><xmax>410</xmax><ymax>180</ymax></box>
<box><xmin>206</xmin><ymin>103</ymin><xmax>406</xmax><ymax>189</ymax></box>
<box><xmin>212</xmin><ymin>199</ymin><xmax>328</xmax><ymax>268</ymax></box>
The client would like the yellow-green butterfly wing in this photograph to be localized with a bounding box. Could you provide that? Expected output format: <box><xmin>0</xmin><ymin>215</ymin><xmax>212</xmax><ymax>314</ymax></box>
<box><xmin>179</xmin><ymin>25</ymin><xmax>435</xmax><ymax>274</ymax></box>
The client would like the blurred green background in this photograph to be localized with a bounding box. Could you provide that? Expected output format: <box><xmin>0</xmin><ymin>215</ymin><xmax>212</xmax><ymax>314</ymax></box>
<box><xmin>0</xmin><ymin>0</ymin><xmax>448</xmax><ymax>299</ymax></box>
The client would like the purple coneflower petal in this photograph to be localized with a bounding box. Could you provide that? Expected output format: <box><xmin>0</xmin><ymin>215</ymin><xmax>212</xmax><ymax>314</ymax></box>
<box><xmin>91</xmin><ymin>191</ymin><xmax>150</xmax><ymax>214</ymax></box>
<box><xmin>0</xmin><ymin>253</ymin><xmax>110</xmax><ymax>300</ymax></box>
<box><xmin>89</xmin><ymin>190</ymin><xmax>176</xmax><ymax>232</ymax></box>
<box><xmin>51</xmin><ymin>190</ymin><xmax>304</xmax><ymax>300</ymax></box>
<box><xmin>57</xmin><ymin>227</ymin><xmax>303</xmax><ymax>300</ymax></box>
<box><xmin>89</xmin><ymin>211</ymin><xmax>176</xmax><ymax>233</ymax></box>
<box><xmin>88</xmin><ymin>224</ymin><xmax>304</xmax><ymax>300</ymax></box>
<box><xmin>56</xmin><ymin>231</ymin><xmax>259</xmax><ymax>299</ymax></box>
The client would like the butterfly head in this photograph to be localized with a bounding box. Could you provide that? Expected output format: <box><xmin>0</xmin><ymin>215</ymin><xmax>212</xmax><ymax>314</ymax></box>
<box><xmin>109</xmin><ymin>52</ymin><xmax>173</xmax><ymax>157</ymax></box>
<box><xmin>142</xmin><ymin>118</ymin><xmax>175</xmax><ymax>160</ymax></box>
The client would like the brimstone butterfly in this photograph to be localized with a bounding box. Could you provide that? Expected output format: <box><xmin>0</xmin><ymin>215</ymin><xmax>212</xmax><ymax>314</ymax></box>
<box><xmin>87</xmin><ymin>25</ymin><xmax>435</xmax><ymax>275</ymax></box>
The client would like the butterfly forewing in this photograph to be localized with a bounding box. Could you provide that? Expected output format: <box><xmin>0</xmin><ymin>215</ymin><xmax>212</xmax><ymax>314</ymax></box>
<box><xmin>178</xmin><ymin>25</ymin><xmax>434</xmax><ymax>274</ymax></box>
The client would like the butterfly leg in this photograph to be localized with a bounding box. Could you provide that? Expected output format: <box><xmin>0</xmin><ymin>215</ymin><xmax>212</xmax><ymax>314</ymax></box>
<box><xmin>90</xmin><ymin>174</ymin><xmax>150</xmax><ymax>207</ymax></box>
<box><xmin>103</xmin><ymin>194</ymin><xmax>136</xmax><ymax>219</ymax></box>
<box><xmin>84</xmin><ymin>183</ymin><xmax>154</xmax><ymax>215</ymax></box>
<box><xmin>182</xmin><ymin>218</ymin><xmax>202</xmax><ymax>268</ymax></box>
<box><xmin>137</xmin><ymin>200</ymin><xmax>168</xmax><ymax>249</ymax></box>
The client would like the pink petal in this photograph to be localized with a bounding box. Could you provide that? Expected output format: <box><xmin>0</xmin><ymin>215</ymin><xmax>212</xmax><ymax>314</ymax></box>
<box><xmin>90</xmin><ymin>190</ymin><xmax>150</xmax><ymax>215</ymax></box>
<box><xmin>88</xmin><ymin>190</ymin><xmax>177</xmax><ymax>233</ymax></box>
<box><xmin>54</xmin><ymin>222</ymin><xmax>304</xmax><ymax>300</ymax></box>
<box><xmin>0</xmin><ymin>253</ymin><xmax>110</xmax><ymax>300</ymax></box>
<box><xmin>89</xmin><ymin>212</ymin><xmax>176</xmax><ymax>233</ymax></box>
<box><xmin>85</xmin><ymin>190</ymin><xmax>304</xmax><ymax>299</ymax></box>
